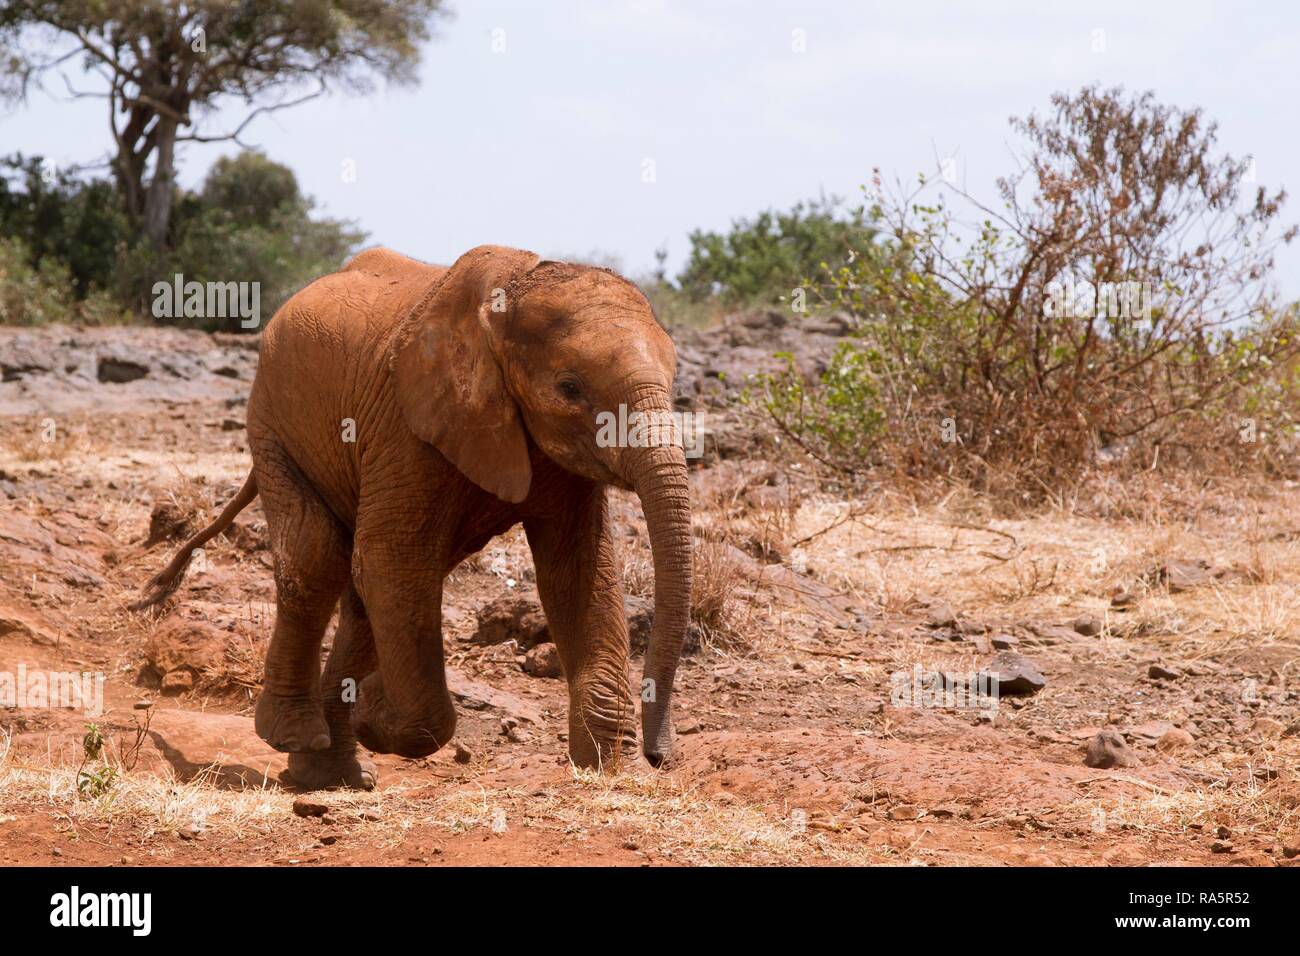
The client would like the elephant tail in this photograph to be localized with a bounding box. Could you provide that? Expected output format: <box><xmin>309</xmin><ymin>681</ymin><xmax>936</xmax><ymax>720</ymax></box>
<box><xmin>128</xmin><ymin>471</ymin><xmax>259</xmax><ymax>611</ymax></box>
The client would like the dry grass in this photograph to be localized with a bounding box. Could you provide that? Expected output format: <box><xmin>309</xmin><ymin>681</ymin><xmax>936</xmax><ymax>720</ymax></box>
<box><xmin>0</xmin><ymin>733</ymin><xmax>881</xmax><ymax>865</ymax></box>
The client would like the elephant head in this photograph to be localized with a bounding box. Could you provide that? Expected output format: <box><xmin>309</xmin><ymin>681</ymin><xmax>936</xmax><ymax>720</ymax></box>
<box><xmin>389</xmin><ymin>245</ymin><xmax>692</xmax><ymax>766</ymax></box>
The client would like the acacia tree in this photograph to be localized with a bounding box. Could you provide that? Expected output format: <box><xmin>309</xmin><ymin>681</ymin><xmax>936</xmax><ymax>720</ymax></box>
<box><xmin>0</xmin><ymin>0</ymin><xmax>445</xmax><ymax>248</ymax></box>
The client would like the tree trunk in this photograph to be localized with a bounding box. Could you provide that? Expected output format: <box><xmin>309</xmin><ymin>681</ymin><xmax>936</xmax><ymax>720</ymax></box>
<box><xmin>142</xmin><ymin>115</ymin><xmax>179</xmax><ymax>249</ymax></box>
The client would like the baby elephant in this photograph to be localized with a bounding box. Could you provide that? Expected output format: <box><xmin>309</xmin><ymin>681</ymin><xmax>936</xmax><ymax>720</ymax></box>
<box><xmin>134</xmin><ymin>245</ymin><xmax>693</xmax><ymax>790</ymax></box>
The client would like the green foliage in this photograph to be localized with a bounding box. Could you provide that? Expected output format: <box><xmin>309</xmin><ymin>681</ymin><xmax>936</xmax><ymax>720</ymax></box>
<box><xmin>0</xmin><ymin>155</ymin><xmax>133</xmax><ymax>298</ymax></box>
<box><xmin>0</xmin><ymin>236</ymin><xmax>75</xmax><ymax>325</ymax></box>
<box><xmin>157</xmin><ymin>151</ymin><xmax>365</xmax><ymax>328</ymax></box>
<box><xmin>0</xmin><ymin>150</ymin><xmax>363</xmax><ymax>329</ymax></box>
<box><xmin>76</xmin><ymin>723</ymin><xmax>117</xmax><ymax>800</ymax></box>
<box><xmin>677</xmin><ymin>197</ymin><xmax>877</xmax><ymax>308</ymax></box>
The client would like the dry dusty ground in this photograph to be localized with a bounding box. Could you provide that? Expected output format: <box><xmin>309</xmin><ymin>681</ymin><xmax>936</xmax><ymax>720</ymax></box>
<box><xmin>1</xmin><ymin>325</ymin><xmax>1298</xmax><ymax>867</ymax></box>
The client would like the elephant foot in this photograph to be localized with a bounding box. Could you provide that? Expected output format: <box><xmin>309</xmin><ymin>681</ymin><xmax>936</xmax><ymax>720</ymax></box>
<box><xmin>351</xmin><ymin>673</ymin><xmax>455</xmax><ymax>759</ymax></box>
<box><xmin>255</xmin><ymin>690</ymin><xmax>331</xmax><ymax>753</ymax></box>
<box><xmin>286</xmin><ymin>749</ymin><xmax>377</xmax><ymax>791</ymax></box>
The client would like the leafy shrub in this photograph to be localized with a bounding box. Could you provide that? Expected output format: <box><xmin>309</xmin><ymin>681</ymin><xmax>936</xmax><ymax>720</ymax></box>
<box><xmin>0</xmin><ymin>236</ymin><xmax>74</xmax><ymax>325</ymax></box>
<box><xmin>676</xmin><ymin>197</ymin><xmax>877</xmax><ymax>308</ymax></box>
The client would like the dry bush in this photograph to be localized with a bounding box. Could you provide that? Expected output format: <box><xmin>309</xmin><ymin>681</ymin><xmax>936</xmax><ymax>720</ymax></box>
<box><xmin>689</xmin><ymin>537</ymin><xmax>749</xmax><ymax>652</ymax></box>
<box><xmin>756</xmin><ymin>86</ymin><xmax>1300</xmax><ymax>504</ymax></box>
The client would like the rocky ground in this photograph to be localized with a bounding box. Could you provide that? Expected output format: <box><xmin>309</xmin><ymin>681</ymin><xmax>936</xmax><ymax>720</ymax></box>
<box><xmin>1</xmin><ymin>320</ymin><xmax>1298</xmax><ymax>867</ymax></box>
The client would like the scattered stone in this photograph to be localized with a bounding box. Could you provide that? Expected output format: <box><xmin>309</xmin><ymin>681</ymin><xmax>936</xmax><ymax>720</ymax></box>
<box><xmin>1252</xmin><ymin>717</ymin><xmax>1286</xmax><ymax>738</ymax></box>
<box><xmin>220</xmin><ymin>418</ymin><xmax>244</xmax><ymax>431</ymax></box>
<box><xmin>990</xmin><ymin>633</ymin><xmax>1019</xmax><ymax>650</ymax></box>
<box><xmin>1282</xmin><ymin>845</ymin><xmax>1299</xmax><ymax>860</ymax></box>
<box><xmin>0</xmin><ymin>610</ymin><xmax>58</xmax><ymax>646</ymax></box>
<box><xmin>319</xmin><ymin>834</ymin><xmax>338</xmax><ymax>846</ymax></box>
<box><xmin>96</xmin><ymin>357</ymin><xmax>150</xmax><ymax>384</ymax></box>
<box><xmin>160</xmin><ymin>670</ymin><xmax>194</xmax><ymax>694</ymax></box>
<box><xmin>142</xmin><ymin>501</ymin><xmax>193</xmax><ymax>546</ymax></box>
<box><xmin>453</xmin><ymin>743</ymin><xmax>473</xmax><ymax>764</ymax></box>
<box><xmin>358</xmin><ymin>810</ymin><xmax>382</xmax><ymax>822</ymax></box>
<box><xmin>176</xmin><ymin>826</ymin><xmax>200</xmax><ymax>841</ymax></box>
<box><xmin>677</xmin><ymin>718</ymin><xmax>702</xmax><ymax>736</ymax></box>
<box><xmin>981</xmin><ymin>652</ymin><xmax>1046</xmax><ymax>696</ymax></box>
<box><xmin>1084</xmin><ymin>730</ymin><xmax>1139</xmax><ymax>769</ymax></box>
<box><xmin>1110</xmin><ymin>586</ymin><xmax>1138</xmax><ymax>609</ymax></box>
<box><xmin>1071</xmin><ymin>614</ymin><xmax>1102</xmax><ymax>637</ymax></box>
<box><xmin>146</xmin><ymin>618</ymin><xmax>230</xmax><ymax>693</ymax></box>
<box><xmin>1156</xmin><ymin>729</ymin><xmax>1195</xmax><ymax>753</ymax></box>
<box><xmin>133</xmin><ymin>699</ymin><xmax>153</xmax><ymax>710</ymax></box>
<box><xmin>1148</xmin><ymin>663</ymin><xmax>1183</xmax><ymax>681</ymax></box>
<box><xmin>522</xmin><ymin>642</ymin><xmax>563</xmax><ymax>679</ymax></box>
<box><xmin>1157</xmin><ymin>558</ymin><xmax>1219</xmax><ymax>593</ymax></box>
<box><xmin>925</xmin><ymin>602</ymin><xmax>957</xmax><ymax>629</ymax></box>
<box><xmin>1210</xmin><ymin>840</ymin><xmax>1234</xmax><ymax>854</ymax></box>
<box><xmin>888</xmin><ymin>804</ymin><xmax>920</xmax><ymax>821</ymax></box>
<box><xmin>470</xmin><ymin>593</ymin><xmax>549</xmax><ymax>649</ymax></box>
<box><xmin>292</xmin><ymin>796</ymin><xmax>329</xmax><ymax>818</ymax></box>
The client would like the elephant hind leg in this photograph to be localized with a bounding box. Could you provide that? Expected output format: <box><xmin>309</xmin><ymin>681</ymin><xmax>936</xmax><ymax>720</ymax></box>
<box><xmin>287</xmin><ymin>583</ymin><xmax>379</xmax><ymax>790</ymax></box>
<box><xmin>349</xmin><ymin>529</ymin><xmax>456</xmax><ymax>759</ymax></box>
<box><xmin>251</xmin><ymin>436</ymin><xmax>351</xmax><ymax>754</ymax></box>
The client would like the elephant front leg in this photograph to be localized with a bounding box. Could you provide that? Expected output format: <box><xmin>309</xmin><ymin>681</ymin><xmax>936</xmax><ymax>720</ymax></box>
<box><xmin>348</xmin><ymin>533</ymin><xmax>456</xmax><ymax>759</ymax></box>
<box><xmin>526</xmin><ymin>489</ymin><xmax>636</xmax><ymax>769</ymax></box>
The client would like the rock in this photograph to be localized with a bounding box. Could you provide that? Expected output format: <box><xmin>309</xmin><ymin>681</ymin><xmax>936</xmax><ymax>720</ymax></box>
<box><xmin>145</xmin><ymin>618</ymin><xmax>230</xmax><ymax>692</ymax></box>
<box><xmin>522</xmin><ymin>642</ymin><xmax>563</xmax><ymax>679</ymax></box>
<box><xmin>143</xmin><ymin>501</ymin><xmax>193</xmax><ymax>547</ymax></box>
<box><xmin>1252</xmin><ymin>717</ymin><xmax>1286</xmax><ymax>738</ymax></box>
<box><xmin>990</xmin><ymin>633</ymin><xmax>1019</xmax><ymax>650</ymax></box>
<box><xmin>470</xmin><ymin>593</ymin><xmax>549</xmax><ymax>649</ymax></box>
<box><xmin>1110</xmin><ymin>586</ymin><xmax>1138</xmax><ymax>608</ymax></box>
<box><xmin>1156</xmin><ymin>729</ymin><xmax>1195</xmax><ymax>753</ymax></box>
<box><xmin>1157</xmin><ymin>558</ymin><xmax>1218</xmax><ymax>593</ymax></box>
<box><xmin>0</xmin><ymin>609</ymin><xmax>58</xmax><ymax>646</ymax></box>
<box><xmin>887</xmin><ymin>804</ymin><xmax>920</xmax><ymax>821</ymax></box>
<box><xmin>453</xmin><ymin>743</ymin><xmax>473</xmax><ymax>764</ymax></box>
<box><xmin>220</xmin><ymin>418</ymin><xmax>244</xmax><ymax>431</ymax></box>
<box><xmin>96</xmin><ymin>357</ymin><xmax>150</xmax><ymax>383</ymax></box>
<box><xmin>1148</xmin><ymin>663</ymin><xmax>1182</xmax><ymax>681</ymax></box>
<box><xmin>1023</xmin><ymin>623</ymin><xmax>1080</xmax><ymax>646</ymax></box>
<box><xmin>1084</xmin><ymin>730</ymin><xmax>1139</xmax><ymax>769</ymax></box>
<box><xmin>1210</xmin><ymin>840</ymin><xmax>1234</xmax><ymax>854</ymax></box>
<box><xmin>133</xmin><ymin>710</ymin><xmax>287</xmax><ymax>787</ymax></box>
<box><xmin>925</xmin><ymin>601</ymin><xmax>957</xmax><ymax>629</ymax></box>
<box><xmin>1072</xmin><ymin>614</ymin><xmax>1102</xmax><ymax>637</ymax></box>
<box><xmin>677</xmin><ymin>718</ymin><xmax>702</xmax><ymax>736</ymax></box>
<box><xmin>981</xmin><ymin>652</ymin><xmax>1046</xmax><ymax>696</ymax></box>
<box><xmin>445</xmin><ymin>666</ymin><xmax>543</xmax><ymax>725</ymax></box>
<box><xmin>160</xmin><ymin>670</ymin><xmax>194</xmax><ymax>694</ymax></box>
<box><xmin>292</xmin><ymin>796</ymin><xmax>329</xmax><ymax>818</ymax></box>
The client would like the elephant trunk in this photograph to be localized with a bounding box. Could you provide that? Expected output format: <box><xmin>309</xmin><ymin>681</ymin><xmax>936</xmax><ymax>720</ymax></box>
<box><xmin>625</xmin><ymin>396</ymin><xmax>693</xmax><ymax>766</ymax></box>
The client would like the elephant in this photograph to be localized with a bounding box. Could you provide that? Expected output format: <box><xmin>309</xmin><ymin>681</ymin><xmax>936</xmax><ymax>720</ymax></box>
<box><xmin>132</xmin><ymin>244</ymin><xmax>694</xmax><ymax>790</ymax></box>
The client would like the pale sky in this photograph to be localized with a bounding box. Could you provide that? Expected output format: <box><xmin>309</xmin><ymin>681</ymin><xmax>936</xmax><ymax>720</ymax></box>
<box><xmin>3</xmin><ymin>0</ymin><xmax>1298</xmax><ymax>296</ymax></box>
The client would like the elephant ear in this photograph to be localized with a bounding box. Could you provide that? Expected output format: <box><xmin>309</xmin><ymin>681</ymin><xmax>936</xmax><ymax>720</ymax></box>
<box><xmin>389</xmin><ymin>245</ymin><xmax>540</xmax><ymax>503</ymax></box>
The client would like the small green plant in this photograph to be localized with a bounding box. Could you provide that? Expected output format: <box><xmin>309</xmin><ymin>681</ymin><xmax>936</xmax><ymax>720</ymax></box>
<box><xmin>76</xmin><ymin>723</ymin><xmax>117</xmax><ymax>799</ymax></box>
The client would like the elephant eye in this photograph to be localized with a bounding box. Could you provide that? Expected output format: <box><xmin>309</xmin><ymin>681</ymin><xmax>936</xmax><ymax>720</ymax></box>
<box><xmin>558</xmin><ymin>378</ymin><xmax>583</xmax><ymax>401</ymax></box>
